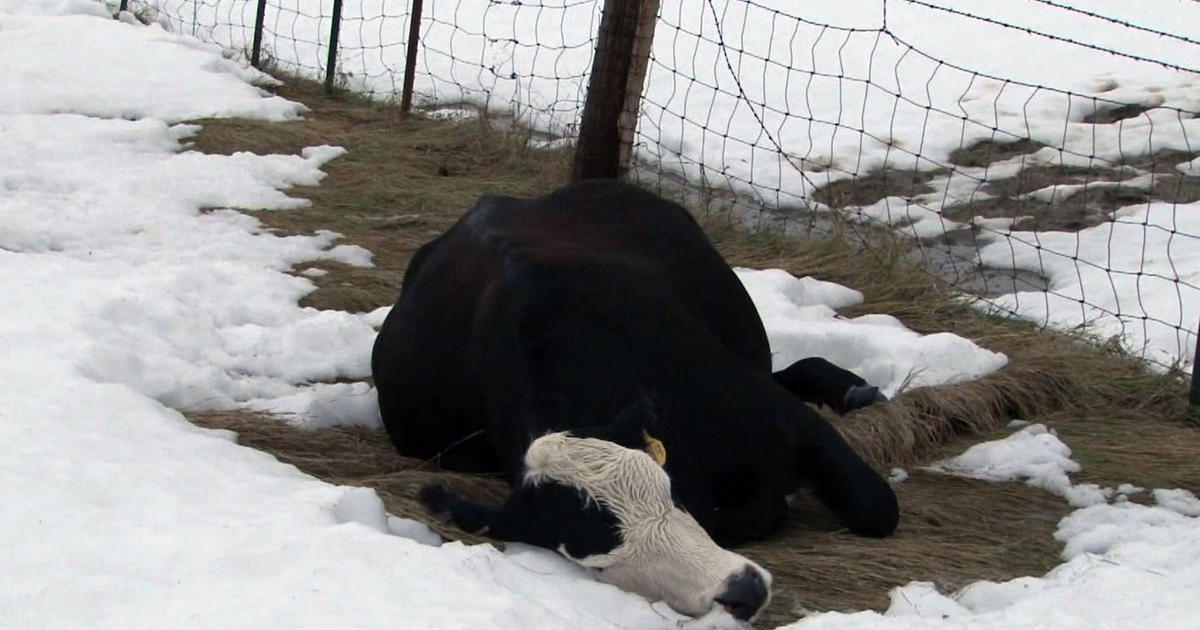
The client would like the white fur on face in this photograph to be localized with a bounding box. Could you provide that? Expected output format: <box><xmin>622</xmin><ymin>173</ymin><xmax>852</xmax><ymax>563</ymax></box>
<box><xmin>524</xmin><ymin>432</ymin><xmax>773</xmax><ymax>621</ymax></box>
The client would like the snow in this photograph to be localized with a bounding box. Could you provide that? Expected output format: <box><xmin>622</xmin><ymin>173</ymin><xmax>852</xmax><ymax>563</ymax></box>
<box><xmin>924</xmin><ymin>423</ymin><xmax>1109</xmax><ymax>508</ymax></box>
<box><xmin>1116</xmin><ymin>483</ymin><xmax>1145</xmax><ymax>497</ymax></box>
<box><xmin>0</xmin><ymin>110</ymin><xmax>381</xmax><ymax>417</ymax></box>
<box><xmin>387</xmin><ymin>516</ymin><xmax>445</xmax><ymax>547</ymax></box>
<box><xmin>736</xmin><ymin>269</ymin><xmax>1008</xmax><ymax>397</ymax></box>
<box><xmin>5</xmin><ymin>2</ymin><xmax>1199</xmax><ymax>630</ymax></box>
<box><xmin>1</xmin><ymin>11</ymin><xmax>302</xmax><ymax>122</ymax></box>
<box><xmin>978</xmin><ymin>201</ymin><xmax>1200</xmax><ymax>369</ymax></box>
<box><xmin>1151</xmin><ymin>489</ymin><xmax>1200</xmax><ymax>518</ymax></box>
<box><xmin>333</xmin><ymin>486</ymin><xmax>393</xmax><ymax>533</ymax></box>
<box><xmin>0</xmin><ymin>6</ymin><xmax>697</xmax><ymax>629</ymax></box>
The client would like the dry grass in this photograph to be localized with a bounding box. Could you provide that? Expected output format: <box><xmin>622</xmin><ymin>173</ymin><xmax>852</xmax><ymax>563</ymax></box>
<box><xmin>949</xmin><ymin>138</ymin><xmax>1045</xmax><ymax>168</ymax></box>
<box><xmin>942</xmin><ymin>175</ymin><xmax>1200</xmax><ymax>232</ymax></box>
<box><xmin>188</xmin><ymin>79</ymin><xmax>570</xmax><ymax>312</ymax></box>
<box><xmin>1082</xmin><ymin>103</ymin><xmax>1151</xmax><ymax>125</ymax></box>
<box><xmin>811</xmin><ymin>169</ymin><xmax>937</xmax><ymax>209</ymax></box>
<box><xmin>693</xmin><ymin>215</ymin><xmax>1192</xmax><ymax>462</ymax></box>
<box><xmin>179</xmin><ymin>73</ymin><xmax>1198</xmax><ymax>626</ymax></box>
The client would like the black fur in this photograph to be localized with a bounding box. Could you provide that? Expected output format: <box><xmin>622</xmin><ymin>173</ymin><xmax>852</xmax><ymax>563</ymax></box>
<box><xmin>374</xmin><ymin>181</ymin><xmax>898</xmax><ymax>549</ymax></box>
<box><xmin>772</xmin><ymin>357</ymin><xmax>887</xmax><ymax>415</ymax></box>
<box><xmin>421</xmin><ymin>482</ymin><xmax>622</xmax><ymax>559</ymax></box>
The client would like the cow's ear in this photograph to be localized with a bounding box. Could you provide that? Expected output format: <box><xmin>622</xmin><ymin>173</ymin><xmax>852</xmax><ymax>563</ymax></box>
<box><xmin>609</xmin><ymin>391</ymin><xmax>662</xmax><ymax>448</ymax></box>
<box><xmin>572</xmin><ymin>391</ymin><xmax>658</xmax><ymax>450</ymax></box>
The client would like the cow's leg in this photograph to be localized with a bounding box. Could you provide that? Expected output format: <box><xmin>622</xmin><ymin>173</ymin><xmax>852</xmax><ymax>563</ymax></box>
<box><xmin>377</xmin><ymin>404</ymin><xmax>500</xmax><ymax>472</ymax></box>
<box><xmin>787</xmin><ymin>409</ymin><xmax>898</xmax><ymax>537</ymax></box>
<box><xmin>418</xmin><ymin>484</ymin><xmax>500</xmax><ymax>535</ymax></box>
<box><xmin>773</xmin><ymin>357</ymin><xmax>886</xmax><ymax>414</ymax></box>
<box><xmin>708</xmin><ymin>494</ymin><xmax>789</xmax><ymax>548</ymax></box>
<box><xmin>419</xmin><ymin>482</ymin><xmax>621</xmax><ymax>558</ymax></box>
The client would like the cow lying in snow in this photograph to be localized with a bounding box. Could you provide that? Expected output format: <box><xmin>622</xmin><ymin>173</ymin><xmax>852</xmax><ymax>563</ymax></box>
<box><xmin>372</xmin><ymin>181</ymin><xmax>899</xmax><ymax>622</ymax></box>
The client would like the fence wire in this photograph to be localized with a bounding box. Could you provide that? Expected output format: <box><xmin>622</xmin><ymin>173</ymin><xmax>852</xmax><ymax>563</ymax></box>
<box><xmin>131</xmin><ymin>0</ymin><xmax>1200</xmax><ymax>372</ymax></box>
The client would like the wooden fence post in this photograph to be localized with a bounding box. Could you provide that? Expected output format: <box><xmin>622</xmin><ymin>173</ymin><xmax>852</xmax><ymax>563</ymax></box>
<box><xmin>572</xmin><ymin>0</ymin><xmax>655</xmax><ymax>181</ymax></box>
<box><xmin>617</xmin><ymin>0</ymin><xmax>659</xmax><ymax>177</ymax></box>
<box><xmin>324</xmin><ymin>0</ymin><xmax>344</xmax><ymax>93</ymax></box>
<box><xmin>400</xmin><ymin>0</ymin><xmax>425</xmax><ymax>115</ymax></box>
<box><xmin>250</xmin><ymin>0</ymin><xmax>268</xmax><ymax>69</ymax></box>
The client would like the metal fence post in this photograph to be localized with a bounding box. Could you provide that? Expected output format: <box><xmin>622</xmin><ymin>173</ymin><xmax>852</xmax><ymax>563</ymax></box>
<box><xmin>324</xmin><ymin>0</ymin><xmax>344</xmax><ymax>93</ymax></box>
<box><xmin>250</xmin><ymin>0</ymin><xmax>268</xmax><ymax>68</ymax></box>
<box><xmin>400</xmin><ymin>0</ymin><xmax>425</xmax><ymax>115</ymax></box>
<box><xmin>1190</xmin><ymin>314</ymin><xmax>1200</xmax><ymax>406</ymax></box>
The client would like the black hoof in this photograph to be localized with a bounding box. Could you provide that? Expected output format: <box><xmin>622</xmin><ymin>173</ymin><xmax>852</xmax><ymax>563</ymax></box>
<box><xmin>840</xmin><ymin>385</ymin><xmax>887</xmax><ymax>413</ymax></box>
<box><xmin>418</xmin><ymin>483</ymin><xmax>455</xmax><ymax>520</ymax></box>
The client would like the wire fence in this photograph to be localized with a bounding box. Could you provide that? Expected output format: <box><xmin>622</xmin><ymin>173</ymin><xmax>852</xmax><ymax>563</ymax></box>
<box><xmin>129</xmin><ymin>0</ymin><xmax>1200</xmax><ymax>375</ymax></box>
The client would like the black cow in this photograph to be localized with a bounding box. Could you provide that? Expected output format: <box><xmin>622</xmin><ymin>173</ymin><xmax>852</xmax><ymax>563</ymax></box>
<box><xmin>372</xmin><ymin>181</ymin><xmax>898</xmax><ymax>621</ymax></box>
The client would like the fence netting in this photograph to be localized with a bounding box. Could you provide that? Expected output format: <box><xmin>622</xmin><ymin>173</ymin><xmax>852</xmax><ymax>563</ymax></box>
<box><xmin>132</xmin><ymin>0</ymin><xmax>1200</xmax><ymax>372</ymax></box>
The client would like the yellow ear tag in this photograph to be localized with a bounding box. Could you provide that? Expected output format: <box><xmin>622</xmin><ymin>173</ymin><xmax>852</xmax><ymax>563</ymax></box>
<box><xmin>642</xmin><ymin>429</ymin><xmax>667</xmax><ymax>467</ymax></box>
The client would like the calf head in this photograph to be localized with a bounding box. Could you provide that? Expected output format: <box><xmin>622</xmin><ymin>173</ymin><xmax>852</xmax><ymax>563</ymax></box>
<box><xmin>420</xmin><ymin>431</ymin><xmax>772</xmax><ymax>622</ymax></box>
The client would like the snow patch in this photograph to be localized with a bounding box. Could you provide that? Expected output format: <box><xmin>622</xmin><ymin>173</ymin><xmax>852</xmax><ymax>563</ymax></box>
<box><xmin>387</xmin><ymin>517</ymin><xmax>444</xmax><ymax>547</ymax></box>
<box><xmin>926</xmin><ymin>424</ymin><xmax>1110</xmax><ymax>507</ymax></box>
<box><xmin>1153</xmin><ymin>489</ymin><xmax>1200</xmax><ymax>517</ymax></box>
<box><xmin>737</xmin><ymin>268</ymin><xmax>1008</xmax><ymax>397</ymax></box>
<box><xmin>245</xmin><ymin>382</ymin><xmax>381</xmax><ymax>429</ymax></box>
<box><xmin>0</xmin><ymin>14</ymin><xmax>302</xmax><ymax>122</ymax></box>
<box><xmin>333</xmin><ymin>487</ymin><xmax>390</xmax><ymax>534</ymax></box>
<box><xmin>978</xmin><ymin>201</ymin><xmax>1200</xmax><ymax>371</ymax></box>
<box><xmin>360</xmin><ymin>305</ymin><xmax>392</xmax><ymax>328</ymax></box>
<box><xmin>0</xmin><ymin>9</ymin><xmax>693</xmax><ymax>629</ymax></box>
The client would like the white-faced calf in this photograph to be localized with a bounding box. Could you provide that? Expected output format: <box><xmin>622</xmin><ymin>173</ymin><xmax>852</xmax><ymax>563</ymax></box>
<box><xmin>374</xmin><ymin>181</ymin><xmax>897</xmax><ymax>621</ymax></box>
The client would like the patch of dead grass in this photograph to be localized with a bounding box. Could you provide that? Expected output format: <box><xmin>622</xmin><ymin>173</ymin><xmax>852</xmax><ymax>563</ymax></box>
<box><xmin>754</xmin><ymin>467</ymin><xmax>1067</xmax><ymax>623</ymax></box>
<box><xmin>943</xmin><ymin>171</ymin><xmax>1200</xmax><ymax>232</ymax></box>
<box><xmin>188</xmin><ymin>78</ymin><xmax>570</xmax><ymax>313</ymax></box>
<box><xmin>949</xmin><ymin>138</ymin><xmax>1044</xmax><ymax>168</ymax></box>
<box><xmin>980</xmin><ymin>164</ymin><xmax>1130</xmax><ymax>198</ymax></box>
<box><xmin>693</xmin><ymin>215</ymin><xmax>1192</xmax><ymax>465</ymax></box>
<box><xmin>811</xmin><ymin>169</ymin><xmax>938</xmax><ymax>209</ymax></box>
<box><xmin>1082</xmin><ymin>103</ymin><xmax>1151</xmax><ymax>125</ymax></box>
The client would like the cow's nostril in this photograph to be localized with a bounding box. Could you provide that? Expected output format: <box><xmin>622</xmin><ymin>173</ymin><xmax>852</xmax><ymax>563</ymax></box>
<box><xmin>714</xmin><ymin>566</ymin><xmax>769</xmax><ymax>621</ymax></box>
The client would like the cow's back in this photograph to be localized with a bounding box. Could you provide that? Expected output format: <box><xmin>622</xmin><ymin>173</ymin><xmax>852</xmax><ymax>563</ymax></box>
<box><xmin>372</xmin><ymin>181</ymin><xmax>771</xmax><ymax>468</ymax></box>
<box><xmin>476</xmin><ymin>181</ymin><xmax>770</xmax><ymax>368</ymax></box>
